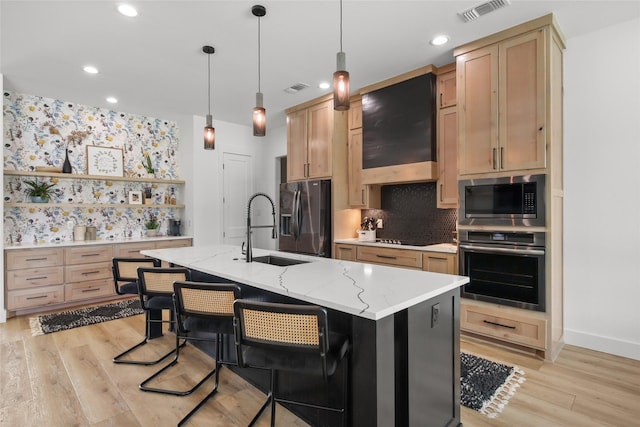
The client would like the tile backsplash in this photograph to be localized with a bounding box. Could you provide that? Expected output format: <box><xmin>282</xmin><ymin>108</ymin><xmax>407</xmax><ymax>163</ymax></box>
<box><xmin>361</xmin><ymin>182</ymin><xmax>457</xmax><ymax>245</ymax></box>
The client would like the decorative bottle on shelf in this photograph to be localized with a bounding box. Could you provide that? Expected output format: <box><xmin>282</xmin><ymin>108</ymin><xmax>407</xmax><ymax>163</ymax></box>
<box><xmin>169</xmin><ymin>187</ymin><xmax>177</xmax><ymax>205</ymax></box>
<box><xmin>62</xmin><ymin>149</ymin><xmax>72</xmax><ymax>173</ymax></box>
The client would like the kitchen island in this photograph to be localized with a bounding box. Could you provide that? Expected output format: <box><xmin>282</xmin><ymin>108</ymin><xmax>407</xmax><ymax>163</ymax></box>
<box><xmin>142</xmin><ymin>244</ymin><xmax>468</xmax><ymax>427</ymax></box>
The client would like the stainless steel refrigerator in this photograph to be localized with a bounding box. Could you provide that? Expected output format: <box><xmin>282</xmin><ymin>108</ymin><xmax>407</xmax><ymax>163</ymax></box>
<box><xmin>279</xmin><ymin>179</ymin><xmax>331</xmax><ymax>257</ymax></box>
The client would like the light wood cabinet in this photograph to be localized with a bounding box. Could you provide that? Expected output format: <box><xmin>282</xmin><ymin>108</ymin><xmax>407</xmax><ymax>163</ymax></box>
<box><xmin>457</xmin><ymin>29</ymin><xmax>546</xmax><ymax>175</ymax></box>
<box><xmin>422</xmin><ymin>251</ymin><xmax>457</xmax><ymax>275</ymax></box>
<box><xmin>286</xmin><ymin>99</ymin><xmax>333</xmax><ymax>181</ymax></box>
<box><xmin>348</xmin><ymin>128</ymin><xmax>381</xmax><ymax>208</ymax></box>
<box><xmin>334</xmin><ymin>243</ymin><xmax>357</xmax><ymax>261</ymax></box>
<box><xmin>436</xmin><ymin>67</ymin><xmax>459</xmax><ymax>209</ymax></box>
<box><xmin>438</xmin><ymin>70</ymin><xmax>457</xmax><ymax>109</ymax></box>
<box><xmin>357</xmin><ymin>246</ymin><xmax>423</xmax><ymax>269</ymax></box>
<box><xmin>4</xmin><ymin>238</ymin><xmax>193</xmax><ymax>314</ymax></box>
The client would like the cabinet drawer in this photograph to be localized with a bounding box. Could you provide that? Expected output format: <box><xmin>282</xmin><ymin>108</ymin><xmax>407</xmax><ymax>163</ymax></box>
<box><xmin>65</xmin><ymin>279</ymin><xmax>114</xmax><ymax>302</ymax></box>
<box><xmin>154</xmin><ymin>239</ymin><xmax>192</xmax><ymax>249</ymax></box>
<box><xmin>65</xmin><ymin>262</ymin><xmax>112</xmax><ymax>283</ymax></box>
<box><xmin>7</xmin><ymin>286</ymin><xmax>65</xmax><ymax>310</ymax></box>
<box><xmin>461</xmin><ymin>302</ymin><xmax>546</xmax><ymax>349</ymax></box>
<box><xmin>356</xmin><ymin>246</ymin><xmax>422</xmax><ymax>269</ymax></box>
<box><xmin>6</xmin><ymin>248</ymin><xmax>63</xmax><ymax>270</ymax></box>
<box><xmin>113</xmin><ymin>242</ymin><xmax>156</xmax><ymax>257</ymax></box>
<box><xmin>422</xmin><ymin>252</ymin><xmax>457</xmax><ymax>275</ymax></box>
<box><xmin>6</xmin><ymin>266</ymin><xmax>64</xmax><ymax>290</ymax></box>
<box><xmin>65</xmin><ymin>245</ymin><xmax>113</xmax><ymax>265</ymax></box>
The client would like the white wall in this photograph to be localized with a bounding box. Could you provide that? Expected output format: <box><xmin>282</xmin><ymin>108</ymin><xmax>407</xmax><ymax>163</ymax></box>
<box><xmin>188</xmin><ymin>115</ymin><xmax>259</xmax><ymax>246</ymax></box>
<box><xmin>563</xmin><ymin>17</ymin><xmax>640</xmax><ymax>360</ymax></box>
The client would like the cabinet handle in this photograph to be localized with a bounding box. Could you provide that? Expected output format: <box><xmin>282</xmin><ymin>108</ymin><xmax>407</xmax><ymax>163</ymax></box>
<box><xmin>492</xmin><ymin>148</ymin><xmax>497</xmax><ymax>170</ymax></box>
<box><xmin>440</xmin><ymin>93</ymin><xmax>443</xmax><ymax>108</ymax></box>
<box><xmin>376</xmin><ymin>254</ymin><xmax>397</xmax><ymax>260</ymax></box>
<box><xmin>483</xmin><ymin>320</ymin><xmax>516</xmax><ymax>330</ymax></box>
<box><xmin>27</xmin><ymin>276</ymin><xmax>48</xmax><ymax>280</ymax></box>
<box><xmin>361</xmin><ymin>189</ymin><xmax>365</xmax><ymax>205</ymax></box>
<box><xmin>500</xmin><ymin>147</ymin><xmax>504</xmax><ymax>169</ymax></box>
<box><xmin>81</xmin><ymin>253</ymin><xmax>100</xmax><ymax>257</ymax></box>
<box><xmin>440</xmin><ymin>184</ymin><xmax>443</xmax><ymax>202</ymax></box>
<box><xmin>26</xmin><ymin>257</ymin><xmax>47</xmax><ymax>261</ymax></box>
<box><xmin>81</xmin><ymin>270</ymin><xmax>101</xmax><ymax>275</ymax></box>
<box><xmin>81</xmin><ymin>288</ymin><xmax>101</xmax><ymax>293</ymax></box>
<box><xmin>26</xmin><ymin>295</ymin><xmax>48</xmax><ymax>300</ymax></box>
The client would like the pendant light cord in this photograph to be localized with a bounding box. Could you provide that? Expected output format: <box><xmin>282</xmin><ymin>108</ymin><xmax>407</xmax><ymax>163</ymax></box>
<box><xmin>207</xmin><ymin>53</ymin><xmax>211</xmax><ymax>116</ymax></box>
<box><xmin>257</xmin><ymin>16</ymin><xmax>261</xmax><ymax>93</ymax></box>
<box><xmin>339</xmin><ymin>0</ymin><xmax>343</xmax><ymax>52</ymax></box>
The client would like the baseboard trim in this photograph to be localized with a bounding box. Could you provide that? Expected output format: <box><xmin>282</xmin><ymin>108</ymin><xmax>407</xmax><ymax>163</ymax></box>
<box><xmin>564</xmin><ymin>328</ymin><xmax>640</xmax><ymax>361</ymax></box>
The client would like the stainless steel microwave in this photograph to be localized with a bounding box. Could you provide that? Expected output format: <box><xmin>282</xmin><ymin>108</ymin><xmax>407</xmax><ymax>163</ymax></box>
<box><xmin>458</xmin><ymin>174</ymin><xmax>546</xmax><ymax>227</ymax></box>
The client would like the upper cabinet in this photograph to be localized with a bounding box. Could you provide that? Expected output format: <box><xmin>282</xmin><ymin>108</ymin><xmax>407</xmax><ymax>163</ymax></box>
<box><xmin>457</xmin><ymin>22</ymin><xmax>555</xmax><ymax>176</ymax></box>
<box><xmin>347</xmin><ymin>97</ymin><xmax>380</xmax><ymax>208</ymax></box>
<box><xmin>436</xmin><ymin>65</ymin><xmax>458</xmax><ymax>209</ymax></box>
<box><xmin>287</xmin><ymin>99</ymin><xmax>333</xmax><ymax>181</ymax></box>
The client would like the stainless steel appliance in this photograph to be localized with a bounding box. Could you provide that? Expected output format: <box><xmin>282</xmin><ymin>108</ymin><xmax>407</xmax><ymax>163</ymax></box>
<box><xmin>168</xmin><ymin>219</ymin><xmax>181</xmax><ymax>236</ymax></box>
<box><xmin>459</xmin><ymin>230</ymin><xmax>545</xmax><ymax>312</ymax></box>
<box><xmin>279</xmin><ymin>180</ymin><xmax>331</xmax><ymax>257</ymax></box>
<box><xmin>458</xmin><ymin>174</ymin><xmax>545</xmax><ymax>227</ymax></box>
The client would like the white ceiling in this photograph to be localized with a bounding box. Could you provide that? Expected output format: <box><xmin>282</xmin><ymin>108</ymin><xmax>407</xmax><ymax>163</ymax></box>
<box><xmin>2</xmin><ymin>1</ymin><xmax>639</xmax><ymax>128</ymax></box>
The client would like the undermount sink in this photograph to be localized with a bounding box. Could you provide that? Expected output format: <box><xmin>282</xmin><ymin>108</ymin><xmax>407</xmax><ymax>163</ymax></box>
<box><xmin>252</xmin><ymin>255</ymin><xmax>310</xmax><ymax>267</ymax></box>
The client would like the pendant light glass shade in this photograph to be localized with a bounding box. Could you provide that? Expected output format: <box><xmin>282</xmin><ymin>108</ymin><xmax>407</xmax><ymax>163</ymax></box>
<box><xmin>333</xmin><ymin>51</ymin><xmax>350</xmax><ymax>111</ymax></box>
<box><xmin>203</xmin><ymin>45</ymin><xmax>216</xmax><ymax>150</ymax></box>
<box><xmin>333</xmin><ymin>0</ymin><xmax>350</xmax><ymax>111</ymax></box>
<box><xmin>253</xmin><ymin>92</ymin><xmax>266</xmax><ymax>136</ymax></box>
<box><xmin>204</xmin><ymin>114</ymin><xmax>215</xmax><ymax>149</ymax></box>
<box><xmin>252</xmin><ymin>5</ymin><xmax>267</xmax><ymax>137</ymax></box>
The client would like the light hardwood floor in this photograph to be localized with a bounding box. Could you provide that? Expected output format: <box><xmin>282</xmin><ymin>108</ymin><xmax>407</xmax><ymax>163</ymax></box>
<box><xmin>1</xmin><ymin>304</ymin><xmax>639</xmax><ymax>426</ymax></box>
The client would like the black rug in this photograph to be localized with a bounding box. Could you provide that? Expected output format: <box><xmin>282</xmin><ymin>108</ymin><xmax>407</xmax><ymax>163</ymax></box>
<box><xmin>461</xmin><ymin>352</ymin><xmax>525</xmax><ymax>417</ymax></box>
<box><xmin>30</xmin><ymin>299</ymin><xmax>144</xmax><ymax>336</ymax></box>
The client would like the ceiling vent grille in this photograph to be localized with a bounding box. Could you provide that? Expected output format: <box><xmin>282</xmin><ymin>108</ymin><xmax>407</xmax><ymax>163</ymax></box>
<box><xmin>284</xmin><ymin>82</ymin><xmax>310</xmax><ymax>94</ymax></box>
<box><xmin>459</xmin><ymin>0</ymin><xmax>511</xmax><ymax>22</ymax></box>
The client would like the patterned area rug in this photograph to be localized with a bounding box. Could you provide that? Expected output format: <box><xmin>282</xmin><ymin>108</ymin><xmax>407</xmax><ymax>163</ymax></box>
<box><xmin>30</xmin><ymin>299</ymin><xmax>144</xmax><ymax>336</ymax></box>
<box><xmin>461</xmin><ymin>352</ymin><xmax>526</xmax><ymax>418</ymax></box>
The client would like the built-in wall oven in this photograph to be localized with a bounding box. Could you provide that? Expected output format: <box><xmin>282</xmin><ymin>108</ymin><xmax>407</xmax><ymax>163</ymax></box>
<box><xmin>459</xmin><ymin>230</ymin><xmax>545</xmax><ymax>312</ymax></box>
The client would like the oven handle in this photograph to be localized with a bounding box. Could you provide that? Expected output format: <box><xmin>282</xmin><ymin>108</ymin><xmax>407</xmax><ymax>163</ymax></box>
<box><xmin>459</xmin><ymin>244</ymin><xmax>545</xmax><ymax>256</ymax></box>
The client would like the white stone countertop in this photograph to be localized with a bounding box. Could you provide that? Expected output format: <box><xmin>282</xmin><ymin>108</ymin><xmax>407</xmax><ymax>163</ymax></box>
<box><xmin>142</xmin><ymin>245</ymin><xmax>468</xmax><ymax>321</ymax></box>
<box><xmin>4</xmin><ymin>235</ymin><xmax>193</xmax><ymax>250</ymax></box>
<box><xmin>334</xmin><ymin>238</ymin><xmax>458</xmax><ymax>253</ymax></box>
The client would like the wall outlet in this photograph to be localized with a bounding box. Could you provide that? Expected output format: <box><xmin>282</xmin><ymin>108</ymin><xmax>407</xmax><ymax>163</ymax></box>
<box><xmin>431</xmin><ymin>303</ymin><xmax>440</xmax><ymax>328</ymax></box>
<box><xmin>376</xmin><ymin>218</ymin><xmax>383</xmax><ymax>229</ymax></box>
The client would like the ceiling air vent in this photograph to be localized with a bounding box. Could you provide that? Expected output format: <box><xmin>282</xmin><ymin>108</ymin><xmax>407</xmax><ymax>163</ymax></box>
<box><xmin>284</xmin><ymin>82</ymin><xmax>310</xmax><ymax>94</ymax></box>
<box><xmin>459</xmin><ymin>0</ymin><xmax>511</xmax><ymax>22</ymax></box>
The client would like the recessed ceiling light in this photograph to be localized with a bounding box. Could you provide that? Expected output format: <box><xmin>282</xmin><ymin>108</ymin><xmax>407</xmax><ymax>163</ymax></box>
<box><xmin>318</xmin><ymin>82</ymin><xmax>330</xmax><ymax>90</ymax></box>
<box><xmin>118</xmin><ymin>4</ymin><xmax>138</xmax><ymax>17</ymax></box>
<box><xmin>430</xmin><ymin>35</ymin><xmax>450</xmax><ymax>46</ymax></box>
<box><xmin>83</xmin><ymin>65</ymin><xmax>99</xmax><ymax>74</ymax></box>
<box><xmin>106</xmin><ymin>97</ymin><xmax>118</xmax><ymax>104</ymax></box>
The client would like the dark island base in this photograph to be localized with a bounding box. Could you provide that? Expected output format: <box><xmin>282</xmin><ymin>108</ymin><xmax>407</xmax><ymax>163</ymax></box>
<box><xmin>187</xmin><ymin>270</ymin><xmax>461</xmax><ymax>427</ymax></box>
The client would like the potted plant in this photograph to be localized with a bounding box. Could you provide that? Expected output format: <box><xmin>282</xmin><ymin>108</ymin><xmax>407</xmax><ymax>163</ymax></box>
<box><xmin>24</xmin><ymin>178</ymin><xmax>56</xmax><ymax>203</ymax></box>
<box><xmin>141</xmin><ymin>153</ymin><xmax>155</xmax><ymax>178</ymax></box>
<box><xmin>145</xmin><ymin>214</ymin><xmax>159</xmax><ymax>237</ymax></box>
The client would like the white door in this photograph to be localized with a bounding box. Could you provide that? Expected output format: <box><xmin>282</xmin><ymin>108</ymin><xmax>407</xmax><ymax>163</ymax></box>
<box><xmin>223</xmin><ymin>153</ymin><xmax>253</xmax><ymax>246</ymax></box>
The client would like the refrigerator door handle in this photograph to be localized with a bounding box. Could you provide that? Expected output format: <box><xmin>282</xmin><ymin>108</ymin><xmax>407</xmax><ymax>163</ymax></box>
<box><xmin>292</xmin><ymin>189</ymin><xmax>301</xmax><ymax>240</ymax></box>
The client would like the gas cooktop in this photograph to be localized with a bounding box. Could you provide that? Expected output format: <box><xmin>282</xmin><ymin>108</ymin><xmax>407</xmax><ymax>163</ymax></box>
<box><xmin>375</xmin><ymin>239</ymin><xmax>431</xmax><ymax>247</ymax></box>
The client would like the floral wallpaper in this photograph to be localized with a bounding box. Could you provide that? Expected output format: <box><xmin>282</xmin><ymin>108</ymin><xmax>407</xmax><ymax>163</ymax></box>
<box><xmin>3</xmin><ymin>91</ymin><xmax>183</xmax><ymax>244</ymax></box>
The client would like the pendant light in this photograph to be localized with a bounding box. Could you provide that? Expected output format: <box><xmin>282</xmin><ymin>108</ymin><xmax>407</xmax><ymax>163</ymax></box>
<box><xmin>333</xmin><ymin>0</ymin><xmax>350</xmax><ymax>111</ymax></box>
<box><xmin>203</xmin><ymin>45</ymin><xmax>216</xmax><ymax>150</ymax></box>
<box><xmin>252</xmin><ymin>5</ymin><xmax>267</xmax><ymax>137</ymax></box>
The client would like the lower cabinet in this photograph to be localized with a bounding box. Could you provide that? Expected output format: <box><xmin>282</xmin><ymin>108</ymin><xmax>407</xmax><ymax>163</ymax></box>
<box><xmin>4</xmin><ymin>238</ymin><xmax>192</xmax><ymax>313</ymax></box>
<box><xmin>333</xmin><ymin>243</ymin><xmax>458</xmax><ymax>275</ymax></box>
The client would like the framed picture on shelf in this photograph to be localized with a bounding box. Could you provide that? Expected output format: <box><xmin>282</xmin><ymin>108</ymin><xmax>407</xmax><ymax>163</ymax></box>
<box><xmin>128</xmin><ymin>190</ymin><xmax>143</xmax><ymax>205</ymax></box>
<box><xmin>86</xmin><ymin>145</ymin><xmax>124</xmax><ymax>177</ymax></box>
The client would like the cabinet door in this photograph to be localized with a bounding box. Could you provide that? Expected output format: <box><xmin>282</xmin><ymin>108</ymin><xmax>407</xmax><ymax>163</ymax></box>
<box><xmin>307</xmin><ymin>100</ymin><xmax>333</xmax><ymax>179</ymax></box>
<box><xmin>499</xmin><ymin>29</ymin><xmax>546</xmax><ymax>172</ymax></box>
<box><xmin>457</xmin><ymin>45</ymin><xmax>499</xmax><ymax>175</ymax></box>
<box><xmin>437</xmin><ymin>108</ymin><xmax>458</xmax><ymax>208</ymax></box>
<box><xmin>334</xmin><ymin>244</ymin><xmax>356</xmax><ymax>261</ymax></box>
<box><xmin>349</xmin><ymin>98</ymin><xmax>362</xmax><ymax>129</ymax></box>
<box><xmin>438</xmin><ymin>70</ymin><xmax>457</xmax><ymax>109</ymax></box>
<box><xmin>287</xmin><ymin>108</ymin><xmax>308</xmax><ymax>181</ymax></box>
<box><xmin>422</xmin><ymin>252</ymin><xmax>457</xmax><ymax>275</ymax></box>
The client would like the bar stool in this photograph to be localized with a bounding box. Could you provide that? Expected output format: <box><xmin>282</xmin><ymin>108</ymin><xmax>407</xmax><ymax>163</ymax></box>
<box><xmin>112</xmin><ymin>257</ymin><xmax>161</xmax><ymax>296</ymax></box>
<box><xmin>233</xmin><ymin>299</ymin><xmax>350</xmax><ymax>427</ymax></box>
<box><xmin>139</xmin><ymin>280</ymin><xmax>241</xmax><ymax>426</ymax></box>
<box><xmin>113</xmin><ymin>266</ymin><xmax>190</xmax><ymax>365</ymax></box>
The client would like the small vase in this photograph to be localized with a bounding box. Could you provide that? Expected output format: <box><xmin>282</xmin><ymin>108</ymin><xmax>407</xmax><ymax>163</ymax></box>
<box><xmin>146</xmin><ymin>229</ymin><xmax>158</xmax><ymax>237</ymax></box>
<box><xmin>62</xmin><ymin>149</ymin><xmax>72</xmax><ymax>174</ymax></box>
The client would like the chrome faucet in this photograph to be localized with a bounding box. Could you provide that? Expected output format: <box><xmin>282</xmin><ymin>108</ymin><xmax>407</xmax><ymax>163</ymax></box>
<box><xmin>245</xmin><ymin>192</ymin><xmax>277</xmax><ymax>262</ymax></box>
